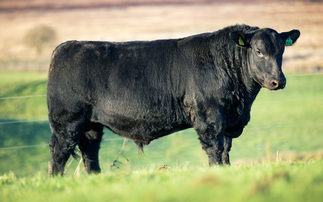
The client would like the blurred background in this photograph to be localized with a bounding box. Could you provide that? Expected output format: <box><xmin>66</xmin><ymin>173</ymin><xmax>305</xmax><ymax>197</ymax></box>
<box><xmin>0</xmin><ymin>0</ymin><xmax>323</xmax><ymax>72</ymax></box>
<box><xmin>0</xmin><ymin>0</ymin><xmax>322</xmax><ymax>177</ymax></box>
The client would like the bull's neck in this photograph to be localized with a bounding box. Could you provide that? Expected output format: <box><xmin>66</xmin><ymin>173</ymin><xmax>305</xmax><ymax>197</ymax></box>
<box><xmin>210</xmin><ymin>40</ymin><xmax>261</xmax><ymax>104</ymax></box>
<box><xmin>239</xmin><ymin>48</ymin><xmax>262</xmax><ymax>103</ymax></box>
<box><xmin>222</xmin><ymin>44</ymin><xmax>261</xmax><ymax>104</ymax></box>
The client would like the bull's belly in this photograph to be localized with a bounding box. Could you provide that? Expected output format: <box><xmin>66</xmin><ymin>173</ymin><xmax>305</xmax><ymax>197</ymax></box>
<box><xmin>93</xmin><ymin>112</ymin><xmax>191</xmax><ymax>143</ymax></box>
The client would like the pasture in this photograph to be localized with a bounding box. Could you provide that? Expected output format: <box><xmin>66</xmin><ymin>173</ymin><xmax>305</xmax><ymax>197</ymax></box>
<box><xmin>1</xmin><ymin>161</ymin><xmax>322</xmax><ymax>202</ymax></box>
<box><xmin>0</xmin><ymin>71</ymin><xmax>322</xmax><ymax>176</ymax></box>
<box><xmin>0</xmin><ymin>70</ymin><xmax>322</xmax><ymax>202</ymax></box>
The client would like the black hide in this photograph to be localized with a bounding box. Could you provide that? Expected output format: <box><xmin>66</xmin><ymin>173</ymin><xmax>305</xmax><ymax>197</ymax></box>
<box><xmin>47</xmin><ymin>24</ymin><xmax>300</xmax><ymax>175</ymax></box>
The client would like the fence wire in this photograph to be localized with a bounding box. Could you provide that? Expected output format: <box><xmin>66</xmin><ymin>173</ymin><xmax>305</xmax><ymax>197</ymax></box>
<box><xmin>0</xmin><ymin>73</ymin><xmax>322</xmax><ymax>150</ymax></box>
<box><xmin>1</xmin><ymin>122</ymin><xmax>322</xmax><ymax>151</ymax></box>
<box><xmin>0</xmin><ymin>94</ymin><xmax>46</xmax><ymax>100</ymax></box>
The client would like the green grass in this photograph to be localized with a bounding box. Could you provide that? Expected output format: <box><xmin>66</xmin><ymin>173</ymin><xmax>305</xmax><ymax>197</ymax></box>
<box><xmin>0</xmin><ymin>70</ymin><xmax>322</xmax><ymax>201</ymax></box>
<box><xmin>0</xmin><ymin>70</ymin><xmax>322</xmax><ymax>177</ymax></box>
<box><xmin>1</xmin><ymin>161</ymin><xmax>322</xmax><ymax>202</ymax></box>
<box><xmin>0</xmin><ymin>71</ymin><xmax>47</xmax><ymax>120</ymax></box>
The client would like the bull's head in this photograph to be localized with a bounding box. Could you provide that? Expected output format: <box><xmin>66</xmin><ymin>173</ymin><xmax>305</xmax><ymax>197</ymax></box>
<box><xmin>230</xmin><ymin>28</ymin><xmax>300</xmax><ymax>90</ymax></box>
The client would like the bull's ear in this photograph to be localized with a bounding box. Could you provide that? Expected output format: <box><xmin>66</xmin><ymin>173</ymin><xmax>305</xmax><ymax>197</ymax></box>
<box><xmin>230</xmin><ymin>31</ymin><xmax>253</xmax><ymax>47</ymax></box>
<box><xmin>280</xmin><ymin>30</ymin><xmax>300</xmax><ymax>46</ymax></box>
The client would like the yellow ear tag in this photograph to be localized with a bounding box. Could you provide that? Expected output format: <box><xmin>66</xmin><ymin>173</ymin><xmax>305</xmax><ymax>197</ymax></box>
<box><xmin>238</xmin><ymin>36</ymin><xmax>245</xmax><ymax>46</ymax></box>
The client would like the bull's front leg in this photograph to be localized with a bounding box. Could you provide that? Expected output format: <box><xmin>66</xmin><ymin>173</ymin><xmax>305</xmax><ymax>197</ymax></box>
<box><xmin>194</xmin><ymin>114</ymin><xmax>226</xmax><ymax>166</ymax></box>
<box><xmin>222</xmin><ymin>127</ymin><xmax>244</xmax><ymax>165</ymax></box>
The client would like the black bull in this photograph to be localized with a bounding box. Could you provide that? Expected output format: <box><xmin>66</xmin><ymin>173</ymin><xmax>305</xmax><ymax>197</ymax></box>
<box><xmin>47</xmin><ymin>25</ymin><xmax>300</xmax><ymax>175</ymax></box>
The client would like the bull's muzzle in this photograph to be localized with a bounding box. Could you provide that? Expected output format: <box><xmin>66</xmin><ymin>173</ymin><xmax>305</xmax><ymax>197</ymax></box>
<box><xmin>265</xmin><ymin>76</ymin><xmax>286</xmax><ymax>90</ymax></box>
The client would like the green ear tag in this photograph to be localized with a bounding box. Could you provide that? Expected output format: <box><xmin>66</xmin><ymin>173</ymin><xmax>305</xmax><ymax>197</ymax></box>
<box><xmin>238</xmin><ymin>36</ymin><xmax>245</xmax><ymax>46</ymax></box>
<box><xmin>285</xmin><ymin>37</ymin><xmax>293</xmax><ymax>46</ymax></box>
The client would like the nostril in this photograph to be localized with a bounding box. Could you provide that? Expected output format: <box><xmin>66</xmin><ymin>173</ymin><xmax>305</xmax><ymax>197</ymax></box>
<box><xmin>271</xmin><ymin>80</ymin><xmax>279</xmax><ymax>88</ymax></box>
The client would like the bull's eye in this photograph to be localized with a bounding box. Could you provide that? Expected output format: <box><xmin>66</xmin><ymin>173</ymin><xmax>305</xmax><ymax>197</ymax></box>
<box><xmin>256</xmin><ymin>50</ymin><xmax>264</xmax><ymax>58</ymax></box>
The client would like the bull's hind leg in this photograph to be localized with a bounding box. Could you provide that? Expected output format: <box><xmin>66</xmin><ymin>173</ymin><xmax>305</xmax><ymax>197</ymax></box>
<box><xmin>49</xmin><ymin>126</ymin><xmax>81</xmax><ymax>176</ymax></box>
<box><xmin>222</xmin><ymin>136</ymin><xmax>232</xmax><ymax>165</ymax></box>
<box><xmin>79</xmin><ymin>123</ymin><xmax>103</xmax><ymax>174</ymax></box>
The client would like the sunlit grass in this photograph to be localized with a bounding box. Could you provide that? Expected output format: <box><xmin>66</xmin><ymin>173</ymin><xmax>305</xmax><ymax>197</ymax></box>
<box><xmin>1</xmin><ymin>161</ymin><xmax>322</xmax><ymax>202</ymax></box>
<box><xmin>0</xmin><ymin>71</ymin><xmax>322</xmax><ymax>178</ymax></box>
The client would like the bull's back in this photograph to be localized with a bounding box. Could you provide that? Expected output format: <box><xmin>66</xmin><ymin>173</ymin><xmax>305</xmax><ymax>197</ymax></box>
<box><xmin>48</xmin><ymin>40</ymin><xmax>180</xmax><ymax>93</ymax></box>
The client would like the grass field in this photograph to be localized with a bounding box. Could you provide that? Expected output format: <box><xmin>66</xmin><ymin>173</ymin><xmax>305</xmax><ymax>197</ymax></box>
<box><xmin>0</xmin><ymin>70</ymin><xmax>322</xmax><ymax>178</ymax></box>
<box><xmin>1</xmin><ymin>161</ymin><xmax>323</xmax><ymax>202</ymax></box>
<box><xmin>0</xmin><ymin>71</ymin><xmax>322</xmax><ymax>201</ymax></box>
